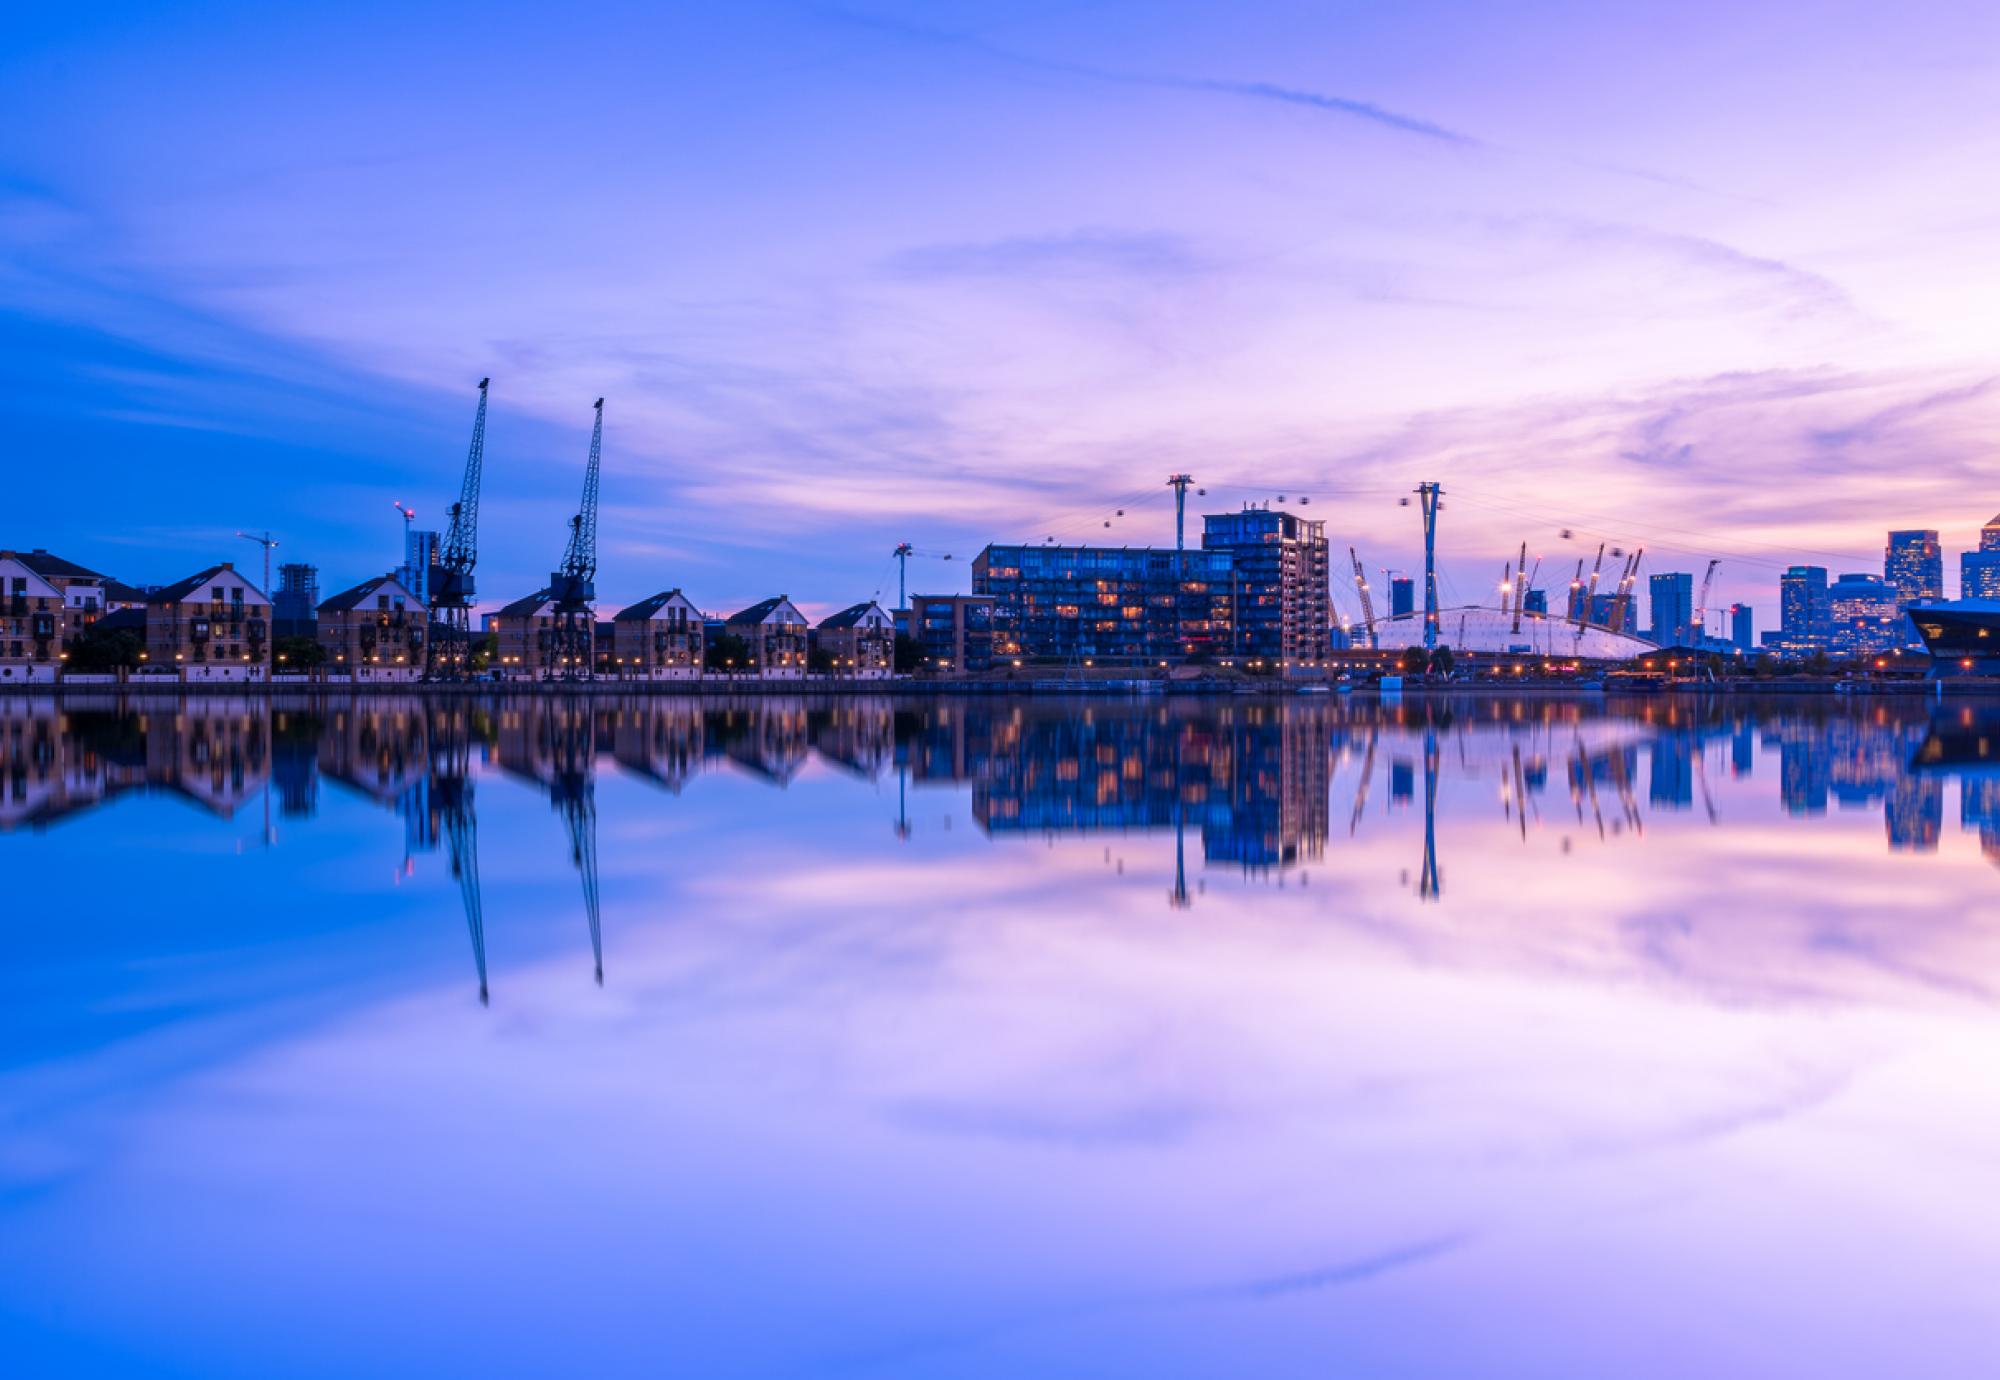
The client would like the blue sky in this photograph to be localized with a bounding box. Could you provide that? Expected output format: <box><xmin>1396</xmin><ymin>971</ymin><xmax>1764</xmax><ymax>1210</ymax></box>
<box><xmin>5</xmin><ymin>1</ymin><xmax>1999</xmax><ymax>617</ymax></box>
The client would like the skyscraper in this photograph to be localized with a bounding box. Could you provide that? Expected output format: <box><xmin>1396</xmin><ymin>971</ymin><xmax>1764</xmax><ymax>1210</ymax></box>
<box><xmin>1828</xmin><ymin>572</ymin><xmax>1901</xmax><ymax>655</ymax></box>
<box><xmin>1780</xmin><ymin>565</ymin><xmax>1830</xmax><ymax>655</ymax></box>
<box><xmin>1885</xmin><ymin>529</ymin><xmax>1943</xmax><ymax>607</ymax></box>
<box><xmin>1648</xmin><ymin>571</ymin><xmax>1694</xmax><ymax>644</ymax></box>
<box><xmin>1730</xmin><ymin>603</ymin><xmax>1754</xmax><ymax>652</ymax></box>
<box><xmin>1389</xmin><ymin>576</ymin><xmax>1414</xmax><ymax>618</ymax></box>
<box><xmin>1983</xmin><ymin>513</ymin><xmax>2000</xmax><ymax>552</ymax></box>
<box><xmin>401</xmin><ymin>529</ymin><xmax>441</xmax><ymax>605</ymax></box>
<box><xmin>1962</xmin><ymin>549</ymin><xmax>2000</xmax><ymax>599</ymax></box>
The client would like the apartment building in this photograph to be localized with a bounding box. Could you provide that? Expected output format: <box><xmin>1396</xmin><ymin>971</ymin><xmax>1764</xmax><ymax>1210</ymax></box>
<box><xmin>493</xmin><ymin>589</ymin><xmax>592</xmax><ymax>679</ymax></box>
<box><xmin>814</xmin><ymin>601</ymin><xmax>895</xmax><ymax>678</ymax></box>
<box><xmin>0</xmin><ymin>553</ymin><xmax>65</xmax><ymax>683</ymax></box>
<box><xmin>316</xmin><ymin>574</ymin><xmax>426</xmax><ymax>681</ymax></box>
<box><xmin>610</xmin><ymin>590</ymin><xmax>704</xmax><ymax>679</ymax></box>
<box><xmin>722</xmin><ymin>597</ymin><xmax>808</xmax><ymax>677</ymax></box>
<box><xmin>143</xmin><ymin>563</ymin><xmax>272</xmax><ymax>681</ymax></box>
<box><xmin>909</xmin><ymin>593</ymin><xmax>995</xmax><ymax>673</ymax></box>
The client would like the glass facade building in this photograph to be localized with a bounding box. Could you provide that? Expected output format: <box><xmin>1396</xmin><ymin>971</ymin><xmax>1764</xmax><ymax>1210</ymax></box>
<box><xmin>1200</xmin><ymin>508</ymin><xmax>1331</xmax><ymax>664</ymax></box>
<box><xmin>1648</xmin><ymin>571</ymin><xmax>1694</xmax><ymax>644</ymax></box>
<box><xmin>972</xmin><ymin>544</ymin><xmax>1235</xmax><ymax>663</ymax></box>
<box><xmin>1885</xmin><ymin>529</ymin><xmax>1943</xmax><ymax>608</ymax></box>
<box><xmin>1828</xmin><ymin>572</ymin><xmax>1902</xmax><ymax>656</ymax></box>
<box><xmin>1778</xmin><ymin>565</ymin><xmax>1830</xmax><ymax>655</ymax></box>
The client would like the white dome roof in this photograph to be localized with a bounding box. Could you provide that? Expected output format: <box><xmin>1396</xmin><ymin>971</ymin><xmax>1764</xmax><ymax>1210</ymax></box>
<box><xmin>1365</xmin><ymin>606</ymin><xmax>1656</xmax><ymax>660</ymax></box>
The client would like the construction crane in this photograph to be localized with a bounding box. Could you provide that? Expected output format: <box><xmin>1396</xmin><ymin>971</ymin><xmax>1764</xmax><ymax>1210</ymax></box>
<box><xmin>1693</xmin><ymin>558</ymin><xmax>1722</xmax><ymax>641</ymax></box>
<box><xmin>1348</xmin><ymin>548</ymin><xmax>1377</xmax><ymax>647</ymax></box>
<box><xmin>546</xmin><ymin>399</ymin><xmax>604</xmax><ymax>681</ymax></box>
<box><xmin>427</xmin><ymin>378</ymin><xmax>490</xmax><ymax>680</ymax></box>
<box><xmin>891</xmin><ymin>543</ymin><xmax>954</xmax><ymax>610</ymax></box>
<box><xmin>544</xmin><ymin>701</ymin><xmax>602</xmax><ymax>984</ymax></box>
<box><xmin>429</xmin><ymin>701</ymin><xmax>488</xmax><ymax>1004</ymax></box>
<box><xmin>235</xmin><ymin>530</ymin><xmax>277</xmax><ymax>595</ymax></box>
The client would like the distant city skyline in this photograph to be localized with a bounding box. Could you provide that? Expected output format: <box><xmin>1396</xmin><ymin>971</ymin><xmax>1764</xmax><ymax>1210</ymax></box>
<box><xmin>6</xmin><ymin>3</ymin><xmax>2000</xmax><ymax>619</ymax></box>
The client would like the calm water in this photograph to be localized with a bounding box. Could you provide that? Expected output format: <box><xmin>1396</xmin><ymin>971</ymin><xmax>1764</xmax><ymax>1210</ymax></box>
<box><xmin>3</xmin><ymin>690</ymin><xmax>1997</xmax><ymax>1378</ymax></box>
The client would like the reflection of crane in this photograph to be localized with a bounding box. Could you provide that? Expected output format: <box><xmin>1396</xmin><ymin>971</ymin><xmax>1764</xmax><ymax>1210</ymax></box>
<box><xmin>428</xmin><ymin>379</ymin><xmax>489</xmax><ymax>680</ymax></box>
<box><xmin>891</xmin><ymin>543</ymin><xmax>954</xmax><ymax>611</ymax></box>
<box><xmin>547</xmin><ymin>399</ymin><xmax>604</xmax><ymax>681</ymax></box>
<box><xmin>1418</xmin><ymin>722</ymin><xmax>1441</xmax><ymax>900</ymax></box>
<box><xmin>1693</xmin><ymin>558</ymin><xmax>1722</xmax><ymax>640</ymax></box>
<box><xmin>544</xmin><ymin>702</ymin><xmax>603</xmax><ymax>984</ymax></box>
<box><xmin>430</xmin><ymin>703</ymin><xmax>488</xmax><ymax>1004</ymax></box>
<box><xmin>1348</xmin><ymin>548</ymin><xmax>1377</xmax><ymax>647</ymax></box>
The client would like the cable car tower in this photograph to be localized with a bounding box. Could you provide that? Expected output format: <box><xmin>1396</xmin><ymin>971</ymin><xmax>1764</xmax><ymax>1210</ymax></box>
<box><xmin>427</xmin><ymin>378</ymin><xmax>490</xmax><ymax>680</ymax></box>
<box><xmin>546</xmin><ymin>399</ymin><xmax>603</xmax><ymax>681</ymax></box>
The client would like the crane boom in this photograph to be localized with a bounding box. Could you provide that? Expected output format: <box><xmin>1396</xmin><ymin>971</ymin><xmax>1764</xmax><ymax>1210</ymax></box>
<box><xmin>1694</xmin><ymin>558</ymin><xmax>1721</xmax><ymax>639</ymax></box>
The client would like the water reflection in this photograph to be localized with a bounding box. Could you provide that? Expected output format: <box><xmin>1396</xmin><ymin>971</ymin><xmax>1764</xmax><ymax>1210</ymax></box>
<box><xmin>7</xmin><ymin>693</ymin><xmax>1994</xmax><ymax>922</ymax></box>
<box><xmin>5</xmin><ymin>690</ymin><xmax>2000</xmax><ymax>1378</ymax></box>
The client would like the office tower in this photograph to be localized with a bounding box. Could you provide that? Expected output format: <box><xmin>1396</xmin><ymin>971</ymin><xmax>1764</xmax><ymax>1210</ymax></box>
<box><xmin>1961</xmin><ymin>544</ymin><xmax>2000</xmax><ymax>599</ymax></box>
<box><xmin>1648</xmin><ymin>571</ymin><xmax>1695</xmax><ymax>644</ymax></box>
<box><xmin>1780</xmin><ymin>566</ymin><xmax>1830</xmax><ymax>654</ymax></box>
<box><xmin>1730</xmin><ymin>603</ymin><xmax>1753</xmax><ymax>652</ymax></box>
<box><xmin>1884</xmin><ymin>529</ymin><xmax>1943</xmax><ymax>607</ymax></box>
<box><xmin>1828</xmin><ymin>572</ymin><xmax>1901</xmax><ymax>655</ymax></box>
<box><xmin>1389</xmin><ymin>576</ymin><xmax>1415</xmax><ymax>618</ymax></box>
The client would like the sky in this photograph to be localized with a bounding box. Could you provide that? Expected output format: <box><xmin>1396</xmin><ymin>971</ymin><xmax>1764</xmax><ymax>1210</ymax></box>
<box><xmin>4</xmin><ymin>0</ymin><xmax>2000</xmax><ymax>619</ymax></box>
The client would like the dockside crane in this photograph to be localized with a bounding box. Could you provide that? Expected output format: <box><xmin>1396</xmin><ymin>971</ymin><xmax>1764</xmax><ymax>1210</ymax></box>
<box><xmin>891</xmin><ymin>543</ymin><xmax>954</xmax><ymax>611</ymax></box>
<box><xmin>546</xmin><ymin>399</ymin><xmax>603</xmax><ymax>682</ymax></box>
<box><xmin>427</xmin><ymin>379</ymin><xmax>490</xmax><ymax>680</ymax></box>
<box><xmin>1348</xmin><ymin>548</ymin><xmax>1377</xmax><ymax>647</ymax></box>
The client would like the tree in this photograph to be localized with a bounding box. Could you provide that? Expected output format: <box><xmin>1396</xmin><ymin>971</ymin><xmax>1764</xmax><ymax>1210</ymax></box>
<box><xmin>893</xmin><ymin>633</ymin><xmax>923</xmax><ymax>674</ymax></box>
<box><xmin>705</xmin><ymin>630</ymin><xmax>751</xmax><ymax>671</ymax></box>
<box><xmin>65</xmin><ymin>622</ymin><xmax>142</xmax><ymax>672</ymax></box>
<box><xmin>808</xmin><ymin>645</ymin><xmax>834</xmax><ymax>674</ymax></box>
<box><xmin>274</xmin><ymin>635</ymin><xmax>325</xmax><ymax>669</ymax></box>
<box><xmin>1430</xmin><ymin>645</ymin><xmax>1455</xmax><ymax>677</ymax></box>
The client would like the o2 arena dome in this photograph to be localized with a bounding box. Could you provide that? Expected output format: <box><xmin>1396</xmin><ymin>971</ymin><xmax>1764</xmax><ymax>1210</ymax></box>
<box><xmin>1367</xmin><ymin>607</ymin><xmax>1656</xmax><ymax>661</ymax></box>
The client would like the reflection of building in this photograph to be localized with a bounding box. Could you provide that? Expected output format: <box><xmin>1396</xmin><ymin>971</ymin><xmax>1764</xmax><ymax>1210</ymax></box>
<box><xmin>1885</xmin><ymin>776</ymin><xmax>1942</xmax><ymax>852</ymax></box>
<box><xmin>1648</xmin><ymin>736</ymin><xmax>1694</xmax><ymax>809</ymax></box>
<box><xmin>145</xmin><ymin>563</ymin><xmax>271</xmax><ymax>681</ymax></box>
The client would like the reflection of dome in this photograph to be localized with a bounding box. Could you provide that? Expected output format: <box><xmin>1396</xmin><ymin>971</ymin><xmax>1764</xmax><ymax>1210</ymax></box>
<box><xmin>1369</xmin><ymin>607</ymin><xmax>1657</xmax><ymax>660</ymax></box>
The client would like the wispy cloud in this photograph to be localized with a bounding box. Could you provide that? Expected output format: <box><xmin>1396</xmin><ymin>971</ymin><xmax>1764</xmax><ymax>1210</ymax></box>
<box><xmin>884</xmin><ymin>229</ymin><xmax>1217</xmax><ymax>281</ymax></box>
<box><xmin>811</xmin><ymin>5</ymin><xmax>1482</xmax><ymax>146</ymax></box>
